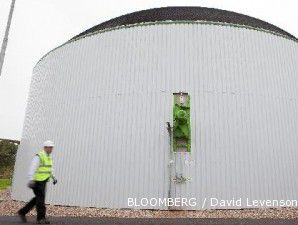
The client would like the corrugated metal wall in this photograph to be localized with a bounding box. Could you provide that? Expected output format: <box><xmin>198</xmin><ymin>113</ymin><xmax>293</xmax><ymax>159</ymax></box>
<box><xmin>12</xmin><ymin>23</ymin><xmax>298</xmax><ymax>209</ymax></box>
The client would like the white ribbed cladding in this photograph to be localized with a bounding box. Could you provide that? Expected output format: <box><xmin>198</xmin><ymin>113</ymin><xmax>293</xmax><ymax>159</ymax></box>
<box><xmin>12</xmin><ymin>23</ymin><xmax>298</xmax><ymax>210</ymax></box>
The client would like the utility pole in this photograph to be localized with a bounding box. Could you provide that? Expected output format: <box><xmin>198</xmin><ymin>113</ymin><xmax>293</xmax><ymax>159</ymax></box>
<box><xmin>0</xmin><ymin>0</ymin><xmax>16</xmax><ymax>77</ymax></box>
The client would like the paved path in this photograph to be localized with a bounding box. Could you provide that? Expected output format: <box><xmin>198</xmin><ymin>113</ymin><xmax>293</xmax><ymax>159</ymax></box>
<box><xmin>1</xmin><ymin>217</ymin><xmax>298</xmax><ymax>225</ymax></box>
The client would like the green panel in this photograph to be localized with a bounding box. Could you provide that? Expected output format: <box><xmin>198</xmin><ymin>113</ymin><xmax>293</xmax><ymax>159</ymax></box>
<box><xmin>173</xmin><ymin>93</ymin><xmax>191</xmax><ymax>152</ymax></box>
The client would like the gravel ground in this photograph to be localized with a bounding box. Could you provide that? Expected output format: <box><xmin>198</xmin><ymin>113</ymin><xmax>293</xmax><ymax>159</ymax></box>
<box><xmin>1</xmin><ymin>189</ymin><xmax>298</xmax><ymax>219</ymax></box>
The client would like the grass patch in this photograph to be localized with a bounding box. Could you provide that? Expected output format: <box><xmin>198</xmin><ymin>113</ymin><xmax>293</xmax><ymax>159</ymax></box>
<box><xmin>0</xmin><ymin>179</ymin><xmax>11</xmax><ymax>190</ymax></box>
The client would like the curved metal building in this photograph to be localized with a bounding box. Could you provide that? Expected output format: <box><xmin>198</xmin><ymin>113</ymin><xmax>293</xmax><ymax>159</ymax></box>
<box><xmin>12</xmin><ymin>7</ymin><xmax>298</xmax><ymax>210</ymax></box>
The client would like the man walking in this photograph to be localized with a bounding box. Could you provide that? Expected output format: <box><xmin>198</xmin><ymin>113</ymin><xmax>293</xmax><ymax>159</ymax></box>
<box><xmin>18</xmin><ymin>140</ymin><xmax>58</xmax><ymax>224</ymax></box>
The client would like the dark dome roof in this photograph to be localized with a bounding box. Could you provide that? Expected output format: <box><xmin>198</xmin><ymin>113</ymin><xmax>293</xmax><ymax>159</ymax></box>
<box><xmin>71</xmin><ymin>7</ymin><xmax>296</xmax><ymax>41</ymax></box>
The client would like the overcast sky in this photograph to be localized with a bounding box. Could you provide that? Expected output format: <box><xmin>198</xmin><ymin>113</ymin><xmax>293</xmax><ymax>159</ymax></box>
<box><xmin>0</xmin><ymin>0</ymin><xmax>297</xmax><ymax>140</ymax></box>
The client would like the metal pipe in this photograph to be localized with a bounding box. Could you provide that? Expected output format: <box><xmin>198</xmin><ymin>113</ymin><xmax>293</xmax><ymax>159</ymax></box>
<box><xmin>0</xmin><ymin>0</ymin><xmax>16</xmax><ymax>77</ymax></box>
<box><xmin>166</xmin><ymin>121</ymin><xmax>173</xmax><ymax>210</ymax></box>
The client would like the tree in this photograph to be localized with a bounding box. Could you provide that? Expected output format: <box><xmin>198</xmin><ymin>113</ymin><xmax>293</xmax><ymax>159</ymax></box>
<box><xmin>0</xmin><ymin>140</ymin><xmax>18</xmax><ymax>178</ymax></box>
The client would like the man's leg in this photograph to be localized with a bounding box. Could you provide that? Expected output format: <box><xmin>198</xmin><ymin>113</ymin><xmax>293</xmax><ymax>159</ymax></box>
<box><xmin>18</xmin><ymin>196</ymin><xmax>36</xmax><ymax>215</ymax></box>
<box><xmin>18</xmin><ymin>185</ymin><xmax>39</xmax><ymax>222</ymax></box>
<box><xmin>35</xmin><ymin>181</ymin><xmax>47</xmax><ymax>221</ymax></box>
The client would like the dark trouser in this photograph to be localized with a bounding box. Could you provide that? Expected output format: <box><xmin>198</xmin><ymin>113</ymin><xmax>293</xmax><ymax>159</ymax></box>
<box><xmin>19</xmin><ymin>180</ymin><xmax>47</xmax><ymax>220</ymax></box>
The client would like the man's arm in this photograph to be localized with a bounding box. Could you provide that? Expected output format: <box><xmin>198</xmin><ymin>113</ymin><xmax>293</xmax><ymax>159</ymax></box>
<box><xmin>28</xmin><ymin>156</ymin><xmax>39</xmax><ymax>181</ymax></box>
<box><xmin>51</xmin><ymin>160</ymin><xmax>58</xmax><ymax>185</ymax></box>
<box><xmin>51</xmin><ymin>162</ymin><xmax>56</xmax><ymax>179</ymax></box>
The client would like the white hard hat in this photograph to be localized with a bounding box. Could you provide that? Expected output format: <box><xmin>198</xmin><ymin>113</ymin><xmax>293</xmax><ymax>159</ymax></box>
<box><xmin>43</xmin><ymin>140</ymin><xmax>54</xmax><ymax>147</ymax></box>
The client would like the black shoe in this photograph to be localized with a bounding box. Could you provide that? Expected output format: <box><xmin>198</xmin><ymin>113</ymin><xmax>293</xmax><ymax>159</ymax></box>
<box><xmin>37</xmin><ymin>218</ymin><xmax>50</xmax><ymax>224</ymax></box>
<box><xmin>17</xmin><ymin>211</ymin><xmax>27</xmax><ymax>223</ymax></box>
